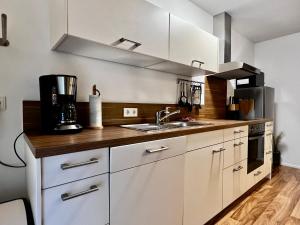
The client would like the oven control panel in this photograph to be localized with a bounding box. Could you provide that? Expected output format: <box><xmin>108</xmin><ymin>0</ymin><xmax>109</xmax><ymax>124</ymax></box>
<box><xmin>249</xmin><ymin>123</ymin><xmax>265</xmax><ymax>136</ymax></box>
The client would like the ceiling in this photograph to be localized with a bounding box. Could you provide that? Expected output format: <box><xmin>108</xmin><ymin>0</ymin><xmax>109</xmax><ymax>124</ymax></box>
<box><xmin>191</xmin><ymin>0</ymin><xmax>300</xmax><ymax>43</ymax></box>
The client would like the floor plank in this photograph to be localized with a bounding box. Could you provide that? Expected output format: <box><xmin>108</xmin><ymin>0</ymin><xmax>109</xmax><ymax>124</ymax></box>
<box><xmin>213</xmin><ymin>166</ymin><xmax>300</xmax><ymax>225</ymax></box>
<box><xmin>291</xmin><ymin>198</ymin><xmax>300</xmax><ymax>219</ymax></box>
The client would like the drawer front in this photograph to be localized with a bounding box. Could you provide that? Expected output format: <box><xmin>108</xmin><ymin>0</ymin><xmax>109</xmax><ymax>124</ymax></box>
<box><xmin>187</xmin><ymin>130</ymin><xmax>223</xmax><ymax>151</ymax></box>
<box><xmin>248</xmin><ymin>166</ymin><xmax>265</xmax><ymax>188</ymax></box>
<box><xmin>42</xmin><ymin>148</ymin><xmax>109</xmax><ymax>189</ymax></box>
<box><xmin>224</xmin><ymin>126</ymin><xmax>248</xmax><ymax>142</ymax></box>
<box><xmin>265</xmin><ymin>122</ymin><xmax>273</xmax><ymax>133</ymax></box>
<box><xmin>223</xmin><ymin>137</ymin><xmax>248</xmax><ymax>169</ymax></box>
<box><xmin>43</xmin><ymin>174</ymin><xmax>109</xmax><ymax>225</ymax></box>
<box><xmin>223</xmin><ymin>160</ymin><xmax>247</xmax><ymax>208</ymax></box>
<box><xmin>110</xmin><ymin>136</ymin><xmax>186</xmax><ymax>172</ymax></box>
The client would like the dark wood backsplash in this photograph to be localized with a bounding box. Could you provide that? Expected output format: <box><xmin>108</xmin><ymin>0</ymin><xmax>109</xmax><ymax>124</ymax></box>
<box><xmin>23</xmin><ymin>76</ymin><xmax>227</xmax><ymax>131</ymax></box>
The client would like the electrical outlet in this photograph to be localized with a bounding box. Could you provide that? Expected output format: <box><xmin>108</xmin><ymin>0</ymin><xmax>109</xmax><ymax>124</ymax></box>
<box><xmin>123</xmin><ymin>108</ymin><xmax>138</xmax><ymax>117</ymax></box>
<box><xmin>0</xmin><ymin>96</ymin><xmax>6</xmax><ymax>111</ymax></box>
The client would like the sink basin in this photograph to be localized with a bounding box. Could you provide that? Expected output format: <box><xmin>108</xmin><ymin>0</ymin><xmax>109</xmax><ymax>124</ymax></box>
<box><xmin>121</xmin><ymin>121</ymin><xmax>213</xmax><ymax>132</ymax></box>
<box><xmin>165</xmin><ymin>121</ymin><xmax>213</xmax><ymax>127</ymax></box>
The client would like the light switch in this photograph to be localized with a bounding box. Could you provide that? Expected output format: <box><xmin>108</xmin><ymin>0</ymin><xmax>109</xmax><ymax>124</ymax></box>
<box><xmin>0</xmin><ymin>96</ymin><xmax>6</xmax><ymax>111</ymax></box>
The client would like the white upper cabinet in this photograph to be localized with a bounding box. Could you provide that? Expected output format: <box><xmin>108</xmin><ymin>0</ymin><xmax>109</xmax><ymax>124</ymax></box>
<box><xmin>49</xmin><ymin>0</ymin><xmax>169</xmax><ymax>67</ymax></box>
<box><xmin>169</xmin><ymin>15</ymin><xmax>219</xmax><ymax>73</ymax></box>
<box><xmin>67</xmin><ymin>0</ymin><xmax>169</xmax><ymax>59</ymax></box>
<box><xmin>49</xmin><ymin>0</ymin><xmax>219</xmax><ymax>75</ymax></box>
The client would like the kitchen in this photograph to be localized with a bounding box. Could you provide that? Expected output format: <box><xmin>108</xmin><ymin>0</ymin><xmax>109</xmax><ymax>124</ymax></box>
<box><xmin>0</xmin><ymin>0</ymin><xmax>299</xmax><ymax>224</ymax></box>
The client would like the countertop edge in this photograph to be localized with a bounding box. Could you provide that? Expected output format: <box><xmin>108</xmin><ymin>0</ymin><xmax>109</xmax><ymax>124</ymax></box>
<box><xmin>25</xmin><ymin>119</ymin><xmax>273</xmax><ymax>158</ymax></box>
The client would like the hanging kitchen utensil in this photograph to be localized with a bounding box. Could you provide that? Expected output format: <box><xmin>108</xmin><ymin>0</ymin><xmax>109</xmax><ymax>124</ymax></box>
<box><xmin>185</xmin><ymin>82</ymin><xmax>191</xmax><ymax>108</ymax></box>
<box><xmin>187</xmin><ymin>84</ymin><xmax>194</xmax><ymax>112</ymax></box>
<box><xmin>0</xmin><ymin>14</ymin><xmax>9</xmax><ymax>47</ymax></box>
<box><xmin>178</xmin><ymin>81</ymin><xmax>187</xmax><ymax>107</ymax></box>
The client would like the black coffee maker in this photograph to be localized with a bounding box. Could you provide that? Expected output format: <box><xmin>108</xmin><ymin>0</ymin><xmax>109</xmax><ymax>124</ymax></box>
<box><xmin>39</xmin><ymin>75</ymin><xmax>83</xmax><ymax>134</ymax></box>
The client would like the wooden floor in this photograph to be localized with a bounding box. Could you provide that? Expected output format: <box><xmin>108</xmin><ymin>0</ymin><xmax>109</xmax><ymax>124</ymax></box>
<box><xmin>214</xmin><ymin>166</ymin><xmax>300</xmax><ymax>225</ymax></box>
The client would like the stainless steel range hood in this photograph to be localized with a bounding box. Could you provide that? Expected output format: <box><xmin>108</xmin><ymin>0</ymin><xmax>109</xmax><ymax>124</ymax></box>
<box><xmin>212</xmin><ymin>13</ymin><xmax>261</xmax><ymax>80</ymax></box>
<box><xmin>214</xmin><ymin>62</ymin><xmax>261</xmax><ymax>80</ymax></box>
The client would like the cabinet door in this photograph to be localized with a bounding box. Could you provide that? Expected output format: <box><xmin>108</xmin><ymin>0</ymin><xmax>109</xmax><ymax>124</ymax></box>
<box><xmin>110</xmin><ymin>155</ymin><xmax>184</xmax><ymax>225</ymax></box>
<box><xmin>43</xmin><ymin>174</ymin><xmax>109</xmax><ymax>225</ymax></box>
<box><xmin>68</xmin><ymin>0</ymin><xmax>169</xmax><ymax>59</ymax></box>
<box><xmin>223</xmin><ymin>160</ymin><xmax>247</xmax><ymax>208</ymax></box>
<box><xmin>170</xmin><ymin>15</ymin><xmax>219</xmax><ymax>72</ymax></box>
<box><xmin>265</xmin><ymin>132</ymin><xmax>273</xmax><ymax>151</ymax></box>
<box><xmin>184</xmin><ymin>144</ymin><xmax>223</xmax><ymax>225</ymax></box>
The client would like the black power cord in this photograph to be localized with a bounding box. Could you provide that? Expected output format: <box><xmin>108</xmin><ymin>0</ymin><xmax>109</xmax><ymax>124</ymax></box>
<box><xmin>0</xmin><ymin>131</ymin><xmax>26</xmax><ymax>168</ymax></box>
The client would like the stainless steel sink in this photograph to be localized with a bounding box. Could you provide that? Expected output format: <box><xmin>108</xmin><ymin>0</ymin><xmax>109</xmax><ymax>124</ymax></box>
<box><xmin>121</xmin><ymin>121</ymin><xmax>213</xmax><ymax>132</ymax></box>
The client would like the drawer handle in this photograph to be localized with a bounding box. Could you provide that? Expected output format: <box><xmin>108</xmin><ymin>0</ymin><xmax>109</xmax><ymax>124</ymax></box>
<box><xmin>234</xmin><ymin>130</ymin><xmax>241</xmax><ymax>134</ymax></box>
<box><xmin>61</xmin><ymin>185</ymin><xmax>100</xmax><ymax>201</ymax></box>
<box><xmin>212</xmin><ymin>148</ymin><xmax>226</xmax><ymax>154</ymax></box>
<box><xmin>61</xmin><ymin>158</ymin><xmax>99</xmax><ymax>170</ymax></box>
<box><xmin>239</xmin><ymin>130</ymin><xmax>244</xmax><ymax>133</ymax></box>
<box><xmin>254</xmin><ymin>171</ymin><xmax>262</xmax><ymax>176</ymax></box>
<box><xmin>234</xmin><ymin>142</ymin><xmax>244</xmax><ymax>147</ymax></box>
<box><xmin>191</xmin><ymin>60</ymin><xmax>205</xmax><ymax>68</ymax></box>
<box><xmin>266</xmin><ymin>133</ymin><xmax>272</xmax><ymax>136</ymax></box>
<box><xmin>118</xmin><ymin>37</ymin><xmax>141</xmax><ymax>49</ymax></box>
<box><xmin>266</xmin><ymin>151</ymin><xmax>272</xmax><ymax>155</ymax></box>
<box><xmin>233</xmin><ymin>165</ymin><xmax>243</xmax><ymax>172</ymax></box>
<box><xmin>146</xmin><ymin>146</ymin><xmax>169</xmax><ymax>153</ymax></box>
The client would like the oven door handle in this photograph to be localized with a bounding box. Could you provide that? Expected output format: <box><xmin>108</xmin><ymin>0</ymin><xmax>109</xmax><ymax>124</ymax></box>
<box><xmin>248</xmin><ymin>135</ymin><xmax>264</xmax><ymax>141</ymax></box>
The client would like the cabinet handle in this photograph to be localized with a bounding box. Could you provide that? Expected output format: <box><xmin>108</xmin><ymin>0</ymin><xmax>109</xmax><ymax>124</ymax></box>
<box><xmin>254</xmin><ymin>171</ymin><xmax>262</xmax><ymax>176</ymax></box>
<box><xmin>266</xmin><ymin>133</ymin><xmax>272</xmax><ymax>136</ymax></box>
<box><xmin>191</xmin><ymin>60</ymin><xmax>205</xmax><ymax>68</ymax></box>
<box><xmin>61</xmin><ymin>158</ymin><xmax>99</xmax><ymax>170</ymax></box>
<box><xmin>212</xmin><ymin>148</ymin><xmax>226</xmax><ymax>154</ymax></box>
<box><xmin>118</xmin><ymin>38</ymin><xmax>141</xmax><ymax>49</ymax></box>
<box><xmin>233</xmin><ymin>165</ymin><xmax>243</xmax><ymax>172</ymax></box>
<box><xmin>234</xmin><ymin>130</ymin><xmax>241</xmax><ymax>134</ymax></box>
<box><xmin>61</xmin><ymin>185</ymin><xmax>100</xmax><ymax>201</ymax></box>
<box><xmin>146</xmin><ymin>146</ymin><xmax>169</xmax><ymax>153</ymax></box>
<box><xmin>234</xmin><ymin>142</ymin><xmax>244</xmax><ymax>147</ymax></box>
<box><xmin>266</xmin><ymin>151</ymin><xmax>272</xmax><ymax>155</ymax></box>
<box><xmin>239</xmin><ymin>130</ymin><xmax>244</xmax><ymax>133</ymax></box>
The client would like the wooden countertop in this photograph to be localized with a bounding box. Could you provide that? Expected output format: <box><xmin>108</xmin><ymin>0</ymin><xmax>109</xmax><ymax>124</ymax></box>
<box><xmin>25</xmin><ymin>119</ymin><xmax>272</xmax><ymax>158</ymax></box>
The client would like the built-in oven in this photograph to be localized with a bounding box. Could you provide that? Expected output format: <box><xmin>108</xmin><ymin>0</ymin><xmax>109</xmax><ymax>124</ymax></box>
<box><xmin>247</xmin><ymin>123</ymin><xmax>265</xmax><ymax>174</ymax></box>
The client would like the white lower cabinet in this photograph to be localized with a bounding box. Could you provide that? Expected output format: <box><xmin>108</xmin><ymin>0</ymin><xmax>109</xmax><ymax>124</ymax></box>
<box><xmin>110</xmin><ymin>154</ymin><xmax>184</xmax><ymax>225</ymax></box>
<box><xmin>264</xmin><ymin>122</ymin><xmax>273</xmax><ymax>176</ymax></box>
<box><xmin>223</xmin><ymin>160</ymin><xmax>248</xmax><ymax>208</ymax></box>
<box><xmin>184</xmin><ymin>144</ymin><xmax>223</xmax><ymax>225</ymax></box>
<box><xmin>42</xmin><ymin>174</ymin><xmax>109</xmax><ymax>225</ymax></box>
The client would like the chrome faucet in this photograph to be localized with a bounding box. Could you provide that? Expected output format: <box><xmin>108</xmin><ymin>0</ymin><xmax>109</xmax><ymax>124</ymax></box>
<box><xmin>155</xmin><ymin>107</ymin><xmax>181</xmax><ymax>125</ymax></box>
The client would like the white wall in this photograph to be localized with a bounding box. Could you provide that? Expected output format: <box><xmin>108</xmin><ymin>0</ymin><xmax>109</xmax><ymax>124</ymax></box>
<box><xmin>231</xmin><ymin>29</ymin><xmax>255</xmax><ymax>65</ymax></box>
<box><xmin>255</xmin><ymin>32</ymin><xmax>300</xmax><ymax>168</ymax></box>
<box><xmin>0</xmin><ymin>0</ymin><xmax>212</xmax><ymax>201</ymax></box>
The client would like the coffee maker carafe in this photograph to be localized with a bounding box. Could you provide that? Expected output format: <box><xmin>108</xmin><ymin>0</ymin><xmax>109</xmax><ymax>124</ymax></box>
<box><xmin>39</xmin><ymin>75</ymin><xmax>83</xmax><ymax>134</ymax></box>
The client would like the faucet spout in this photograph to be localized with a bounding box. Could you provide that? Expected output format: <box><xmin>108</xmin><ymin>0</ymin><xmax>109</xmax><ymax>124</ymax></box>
<box><xmin>155</xmin><ymin>109</ymin><xmax>180</xmax><ymax>125</ymax></box>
